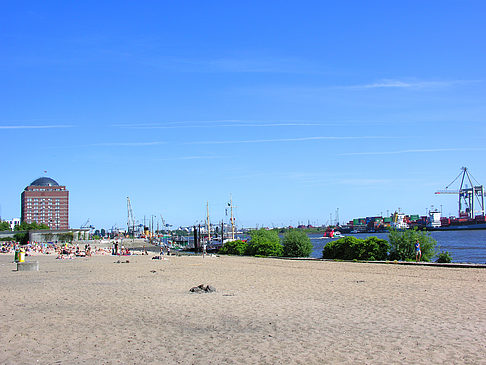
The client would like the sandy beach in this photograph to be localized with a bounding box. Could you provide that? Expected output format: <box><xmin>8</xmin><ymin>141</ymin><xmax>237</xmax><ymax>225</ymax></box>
<box><xmin>1</xmin><ymin>252</ymin><xmax>485</xmax><ymax>364</ymax></box>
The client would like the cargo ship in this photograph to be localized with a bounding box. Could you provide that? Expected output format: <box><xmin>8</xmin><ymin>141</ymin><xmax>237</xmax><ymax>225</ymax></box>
<box><xmin>426</xmin><ymin>212</ymin><xmax>486</xmax><ymax>231</ymax></box>
<box><xmin>342</xmin><ymin>168</ymin><xmax>486</xmax><ymax>233</ymax></box>
<box><xmin>344</xmin><ymin>211</ymin><xmax>486</xmax><ymax>232</ymax></box>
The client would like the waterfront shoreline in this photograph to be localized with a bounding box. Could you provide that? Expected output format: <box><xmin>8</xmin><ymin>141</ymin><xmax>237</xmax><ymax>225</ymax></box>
<box><xmin>1</xmin><ymin>254</ymin><xmax>485</xmax><ymax>364</ymax></box>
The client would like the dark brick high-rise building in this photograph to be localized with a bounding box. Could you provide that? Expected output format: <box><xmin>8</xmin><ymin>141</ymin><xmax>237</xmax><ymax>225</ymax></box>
<box><xmin>21</xmin><ymin>177</ymin><xmax>69</xmax><ymax>229</ymax></box>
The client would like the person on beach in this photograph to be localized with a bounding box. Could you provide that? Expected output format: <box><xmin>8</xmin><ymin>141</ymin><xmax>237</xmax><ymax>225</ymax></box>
<box><xmin>415</xmin><ymin>240</ymin><xmax>421</xmax><ymax>262</ymax></box>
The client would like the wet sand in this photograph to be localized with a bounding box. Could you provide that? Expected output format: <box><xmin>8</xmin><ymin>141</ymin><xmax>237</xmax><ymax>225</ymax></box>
<box><xmin>0</xmin><ymin>253</ymin><xmax>485</xmax><ymax>364</ymax></box>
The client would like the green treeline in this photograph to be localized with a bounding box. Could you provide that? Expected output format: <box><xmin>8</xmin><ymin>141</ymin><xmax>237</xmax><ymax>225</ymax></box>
<box><xmin>0</xmin><ymin>220</ymin><xmax>50</xmax><ymax>245</ymax></box>
<box><xmin>219</xmin><ymin>228</ymin><xmax>449</xmax><ymax>262</ymax></box>
<box><xmin>322</xmin><ymin>229</ymin><xmax>443</xmax><ymax>262</ymax></box>
<box><xmin>219</xmin><ymin>229</ymin><xmax>312</xmax><ymax>257</ymax></box>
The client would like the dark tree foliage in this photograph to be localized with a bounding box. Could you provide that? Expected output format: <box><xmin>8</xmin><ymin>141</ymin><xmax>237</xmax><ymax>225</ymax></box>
<box><xmin>219</xmin><ymin>240</ymin><xmax>248</xmax><ymax>255</ymax></box>
<box><xmin>388</xmin><ymin>229</ymin><xmax>437</xmax><ymax>262</ymax></box>
<box><xmin>246</xmin><ymin>229</ymin><xmax>283</xmax><ymax>257</ymax></box>
<box><xmin>436</xmin><ymin>251</ymin><xmax>452</xmax><ymax>263</ymax></box>
<box><xmin>14</xmin><ymin>221</ymin><xmax>50</xmax><ymax>231</ymax></box>
<box><xmin>322</xmin><ymin>236</ymin><xmax>389</xmax><ymax>261</ymax></box>
<box><xmin>282</xmin><ymin>230</ymin><xmax>313</xmax><ymax>257</ymax></box>
<box><xmin>0</xmin><ymin>221</ymin><xmax>10</xmax><ymax>231</ymax></box>
<box><xmin>13</xmin><ymin>232</ymin><xmax>29</xmax><ymax>245</ymax></box>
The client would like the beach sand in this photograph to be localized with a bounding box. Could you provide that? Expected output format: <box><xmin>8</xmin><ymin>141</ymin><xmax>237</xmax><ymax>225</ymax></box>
<box><xmin>0</xmin><ymin>253</ymin><xmax>485</xmax><ymax>364</ymax></box>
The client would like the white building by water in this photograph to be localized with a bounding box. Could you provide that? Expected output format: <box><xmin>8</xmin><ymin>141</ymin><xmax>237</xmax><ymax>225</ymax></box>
<box><xmin>391</xmin><ymin>212</ymin><xmax>409</xmax><ymax>230</ymax></box>
<box><xmin>4</xmin><ymin>218</ymin><xmax>21</xmax><ymax>230</ymax></box>
<box><xmin>427</xmin><ymin>211</ymin><xmax>442</xmax><ymax>228</ymax></box>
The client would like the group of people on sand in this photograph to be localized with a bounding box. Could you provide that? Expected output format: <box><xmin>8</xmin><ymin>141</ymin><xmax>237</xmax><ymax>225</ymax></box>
<box><xmin>56</xmin><ymin>243</ymin><xmax>111</xmax><ymax>259</ymax></box>
<box><xmin>0</xmin><ymin>241</ymin><xmax>113</xmax><ymax>259</ymax></box>
<box><xmin>1</xmin><ymin>239</ymin><xmax>139</xmax><ymax>260</ymax></box>
<box><xmin>111</xmin><ymin>241</ymin><xmax>132</xmax><ymax>256</ymax></box>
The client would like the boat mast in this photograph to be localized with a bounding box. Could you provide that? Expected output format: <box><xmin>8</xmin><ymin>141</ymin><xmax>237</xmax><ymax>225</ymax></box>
<box><xmin>230</xmin><ymin>195</ymin><xmax>235</xmax><ymax>240</ymax></box>
<box><xmin>206</xmin><ymin>201</ymin><xmax>211</xmax><ymax>242</ymax></box>
<box><xmin>221</xmin><ymin>220</ymin><xmax>224</xmax><ymax>244</ymax></box>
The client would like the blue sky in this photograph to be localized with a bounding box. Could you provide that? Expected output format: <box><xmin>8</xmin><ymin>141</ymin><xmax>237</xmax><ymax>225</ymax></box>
<box><xmin>1</xmin><ymin>1</ymin><xmax>485</xmax><ymax>230</ymax></box>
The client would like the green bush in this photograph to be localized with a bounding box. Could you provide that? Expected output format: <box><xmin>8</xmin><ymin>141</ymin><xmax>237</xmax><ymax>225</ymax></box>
<box><xmin>14</xmin><ymin>221</ymin><xmax>49</xmax><ymax>231</ymax></box>
<box><xmin>282</xmin><ymin>230</ymin><xmax>313</xmax><ymax>257</ymax></box>
<box><xmin>322</xmin><ymin>236</ymin><xmax>389</xmax><ymax>260</ymax></box>
<box><xmin>219</xmin><ymin>240</ymin><xmax>248</xmax><ymax>255</ymax></box>
<box><xmin>388</xmin><ymin>229</ymin><xmax>437</xmax><ymax>262</ymax></box>
<box><xmin>58</xmin><ymin>232</ymin><xmax>74</xmax><ymax>243</ymax></box>
<box><xmin>0</xmin><ymin>221</ymin><xmax>10</xmax><ymax>231</ymax></box>
<box><xmin>13</xmin><ymin>232</ymin><xmax>29</xmax><ymax>245</ymax></box>
<box><xmin>359</xmin><ymin>236</ymin><xmax>390</xmax><ymax>261</ymax></box>
<box><xmin>436</xmin><ymin>251</ymin><xmax>452</xmax><ymax>263</ymax></box>
<box><xmin>249</xmin><ymin>240</ymin><xmax>283</xmax><ymax>256</ymax></box>
<box><xmin>246</xmin><ymin>229</ymin><xmax>283</xmax><ymax>257</ymax></box>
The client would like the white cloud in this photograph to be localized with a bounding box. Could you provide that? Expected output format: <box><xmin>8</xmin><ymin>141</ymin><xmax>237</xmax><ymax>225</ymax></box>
<box><xmin>339</xmin><ymin>178</ymin><xmax>392</xmax><ymax>185</ymax></box>
<box><xmin>155</xmin><ymin>155</ymin><xmax>225</xmax><ymax>161</ymax></box>
<box><xmin>340</xmin><ymin>147</ymin><xmax>486</xmax><ymax>156</ymax></box>
<box><xmin>91</xmin><ymin>141</ymin><xmax>165</xmax><ymax>147</ymax></box>
<box><xmin>0</xmin><ymin>125</ymin><xmax>73</xmax><ymax>129</ymax></box>
<box><xmin>190</xmin><ymin>136</ymin><xmax>395</xmax><ymax>145</ymax></box>
<box><xmin>345</xmin><ymin>79</ymin><xmax>480</xmax><ymax>89</ymax></box>
<box><xmin>113</xmin><ymin>120</ymin><xmax>321</xmax><ymax>129</ymax></box>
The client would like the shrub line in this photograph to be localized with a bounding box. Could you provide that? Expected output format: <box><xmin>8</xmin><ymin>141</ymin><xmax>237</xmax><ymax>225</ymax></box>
<box><xmin>269</xmin><ymin>256</ymin><xmax>486</xmax><ymax>268</ymax></box>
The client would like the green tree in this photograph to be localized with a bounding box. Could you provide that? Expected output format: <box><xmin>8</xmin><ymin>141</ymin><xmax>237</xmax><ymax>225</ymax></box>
<box><xmin>388</xmin><ymin>228</ymin><xmax>437</xmax><ymax>262</ymax></box>
<box><xmin>282</xmin><ymin>230</ymin><xmax>312</xmax><ymax>257</ymax></box>
<box><xmin>15</xmin><ymin>221</ymin><xmax>50</xmax><ymax>231</ymax></box>
<box><xmin>11</xmin><ymin>221</ymin><xmax>50</xmax><ymax>244</ymax></box>
<box><xmin>246</xmin><ymin>229</ymin><xmax>283</xmax><ymax>256</ymax></box>
<box><xmin>0</xmin><ymin>221</ymin><xmax>10</xmax><ymax>231</ymax></box>
<box><xmin>436</xmin><ymin>251</ymin><xmax>452</xmax><ymax>263</ymax></box>
<box><xmin>13</xmin><ymin>232</ymin><xmax>29</xmax><ymax>245</ymax></box>
<box><xmin>322</xmin><ymin>236</ymin><xmax>389</xmax><ymax>261</ymax></box>
<box><xmin>219</xmin><ymin>240</ymin><xmax>248</xmax><ymax>255</ymax></box>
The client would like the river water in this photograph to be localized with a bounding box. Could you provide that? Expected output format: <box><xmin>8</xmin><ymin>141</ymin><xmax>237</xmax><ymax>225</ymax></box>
<box><xmin>309</xmin><ymin>230</ymin><xmax>486</xmax><ymax>264</ymax></box>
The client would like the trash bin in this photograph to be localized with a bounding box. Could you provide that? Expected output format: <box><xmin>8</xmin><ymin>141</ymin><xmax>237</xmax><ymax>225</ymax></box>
<box><xmin>19</xmin><ymin>250</ymin><xmax>25</xmax><ymax>263</ymax></box>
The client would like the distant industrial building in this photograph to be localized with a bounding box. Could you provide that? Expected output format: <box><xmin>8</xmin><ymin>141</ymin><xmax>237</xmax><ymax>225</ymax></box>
<box><xmin>21</xmin><ymin>177</ymin><xmax>69</xmax><ymax>229</ymax></box>
<box><xmin>6</xmin><ymin>218</ymin><xmax>21</xmax><ymax>230</ymax></box>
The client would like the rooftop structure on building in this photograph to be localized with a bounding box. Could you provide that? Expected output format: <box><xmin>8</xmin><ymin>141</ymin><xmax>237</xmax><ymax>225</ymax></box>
<box><xmin>5</xmin><ymin>218</ymin><xmax>21</xmax><ymax>230</ymax></box>
<box><xmin>21</xmin><ymin>177</ymin><xmax>69</xmax><ymax>229</ymax></box>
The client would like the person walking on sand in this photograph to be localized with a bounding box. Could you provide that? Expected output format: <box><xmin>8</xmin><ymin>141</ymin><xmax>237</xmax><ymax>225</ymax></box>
<box><xmin>415</xmin><ymin>240</ymin><xmax>422</xmax><ymax>262</ymax></box>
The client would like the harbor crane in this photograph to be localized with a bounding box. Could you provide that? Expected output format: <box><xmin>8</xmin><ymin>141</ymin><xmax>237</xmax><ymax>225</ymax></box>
<box><xmin>435</xmin><ymin>167</ymin><xmax>485</xmax><ymax>218</ymax></box>
<box><xmin>159</xmin><ymin>215</ymin><xmax>172</xmax><ymax>230</ymax></box>
<box><xmin>127</xmin><ymin>197</ymin><xmax>136</xmax><ymax>236</ymax></box>
<box><xmin>80</xmin><ymin>219</ymin><xmax>95</xmax><ymax>234</ymax></box>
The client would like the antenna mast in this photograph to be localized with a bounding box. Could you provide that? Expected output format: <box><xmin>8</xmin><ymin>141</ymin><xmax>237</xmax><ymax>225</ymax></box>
<box><xmin>230</xmin><ymin>195</ymin><xmax>235</xmax><ymax>240</ymax></box>
<box><xmin>206</xmin><ymin>201</ymin><xmax>211</xmax><ymax>242</ymax></box>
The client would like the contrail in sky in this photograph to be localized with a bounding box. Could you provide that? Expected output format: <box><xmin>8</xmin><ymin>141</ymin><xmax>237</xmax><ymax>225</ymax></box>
<box><xmin>189</xmin><ymin>136</ymin><xmax>395</xmax><ymax>144</ymax></box>
<box><xmin>0</xmin><ymin>125</ymin><xmax>73</xmax><ymax>129</ymax></box>
<box><xmin>340</xmin><ymin>147</ymin><xmax>486</xmax><ymax>156</ymax></box>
